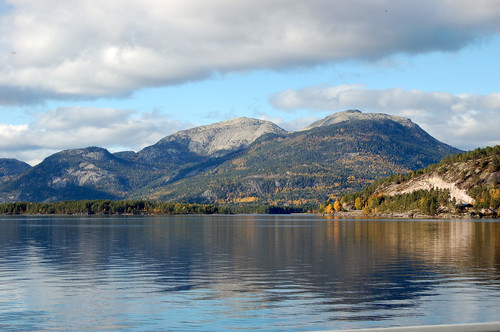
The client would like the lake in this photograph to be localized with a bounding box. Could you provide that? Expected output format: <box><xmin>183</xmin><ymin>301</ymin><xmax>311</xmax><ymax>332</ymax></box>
<box><xmin>0</xmin><ymin>215</ymin><xmax>499</xmax><ymax>331</ymax></box>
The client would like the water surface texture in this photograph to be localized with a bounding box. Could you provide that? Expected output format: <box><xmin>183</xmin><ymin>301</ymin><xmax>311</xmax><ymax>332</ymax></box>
<box><xmin>0</xmin><ymin>215</ymin><xmax>499</xmax><ymax>330</ymax></box>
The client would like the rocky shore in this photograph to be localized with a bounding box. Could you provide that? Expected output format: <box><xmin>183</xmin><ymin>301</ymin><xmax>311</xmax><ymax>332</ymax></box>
<box><xmin>324</xmin><ymin>210</ymin><xmax>495</xmax><ymax>219</ymax></box>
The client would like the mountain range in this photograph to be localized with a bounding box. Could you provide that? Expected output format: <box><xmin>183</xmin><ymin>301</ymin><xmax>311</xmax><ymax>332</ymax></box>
<box><xmin>0</xmin><ymin>110</ymin><xmax>462</xmax><ymax>204</ymax></box>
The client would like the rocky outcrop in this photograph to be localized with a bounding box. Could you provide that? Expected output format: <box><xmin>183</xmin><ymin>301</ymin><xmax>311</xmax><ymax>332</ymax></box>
<box><xmin>383</xmin><ymin>174</ymin><xmax>474</xmax><ymax>204</ymax></box>
<box><xmin>374</xmin><ymin>151</ymin><xmax>500</xmax><ymax>207</ymax></box>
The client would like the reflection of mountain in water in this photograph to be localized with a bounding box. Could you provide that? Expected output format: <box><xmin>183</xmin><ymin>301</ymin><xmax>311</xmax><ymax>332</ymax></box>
<box><xmin>1</xmin><ymin>216</ymin><xmax>499</xmax><ymax>325</ymax></box>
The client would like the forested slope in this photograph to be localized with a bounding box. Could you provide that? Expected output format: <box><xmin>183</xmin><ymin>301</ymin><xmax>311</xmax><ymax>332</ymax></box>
<box><xmin>340</xmin><ymin>146</ymin><xmax>500</xmax><ymax>217</ymax></box>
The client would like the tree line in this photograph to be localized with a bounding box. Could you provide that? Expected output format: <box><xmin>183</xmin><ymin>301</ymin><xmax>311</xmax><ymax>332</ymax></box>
<box><xmin>0</xmin><ymin>200</ymin><xmax>310</xmax><ymax>215</ymax></box>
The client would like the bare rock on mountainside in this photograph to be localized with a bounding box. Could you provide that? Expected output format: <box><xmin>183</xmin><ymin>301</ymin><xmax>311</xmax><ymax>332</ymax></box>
<box><xmin>383</xmin><ymin>174</ymin><xmax>474</xmax><ymax>204</ymax></box>
<box><xmin>379</xmin><ymin>152</ymin><xmax>500</xmax><ymax>205</ymax></box>
<box><xmin>0</xmin><ymin>158</ymin><xmax>31</xmax><ymax>184</ymax></box>
<box><xmin>0</xmin><ymin>147</ymin><xmax>134</xmax><ymax>202</ymax></box>
<box><xmin>341</xmin><ymin>146</ymin><xmax>500</xmax><ymax>217</ymax></box>
<box><xmin>169</xmin><ymin>117</ymin><xmax>287</xmax><ymax>156</ymax></box>
<box><xmin>138</xmin><ymin>117</ymin><xmax>286</xmax><ymax>163</ymax></box>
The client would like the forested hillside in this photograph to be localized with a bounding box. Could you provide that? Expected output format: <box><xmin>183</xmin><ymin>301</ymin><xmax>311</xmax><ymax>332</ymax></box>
<box><xmin>0</xmin><ymin>159</ymin><xmax>31</xmax><ymax>184</ymax></box>
<box><xmin>136</xmin><ymin>118</ymin><xmax>460</xmax><ymax>205</ymax></box>
<box><xmin>339</xmin><ymin>146</ymin><xmax>500</xmax><ymax>217</ymax></box>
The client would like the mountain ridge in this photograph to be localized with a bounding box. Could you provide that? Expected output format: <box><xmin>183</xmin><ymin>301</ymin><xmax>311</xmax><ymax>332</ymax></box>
<box><xmin>141</xmin><ymin>117</ymin><xmax>461</xmax><ymax>204</ymax></box>
<box><xmin>0</xmin><ymin>110</ymin><xmax>463</xmax><ymax>204</ymax></box>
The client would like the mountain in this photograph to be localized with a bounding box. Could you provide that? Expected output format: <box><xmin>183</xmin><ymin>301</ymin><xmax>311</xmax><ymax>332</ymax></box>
<box><xmin>136</xmin><ymin>117</ymin><xmax>286</xmax><ymax>164</ymax></box>
<box><xmin>340</xmin><ymin>146</ymin><xmax>500</xmax><ymax>217</ymax></box>
<box><xmin>0</xmin><ymin>147</ymin><xmax>140</xmax><ymax>202</ymax></box>
<box><xmin>137</xmin><ymin>113</ymin><xmax>461</xmax><ymax>204</ymax></box>
<box><xmin>0</xmin><ymin>159</ymin><xmax>31</xmax><ymax>183</ymax></box>
<box><xmin>0</xmin><ymin>110</ymin><xmax>462</xmax><ymax>204</ymax></box>
<box><xmin>301</xmin><ymin>109</ymin><xmax>415</xmax><ymax>131</ymax></box>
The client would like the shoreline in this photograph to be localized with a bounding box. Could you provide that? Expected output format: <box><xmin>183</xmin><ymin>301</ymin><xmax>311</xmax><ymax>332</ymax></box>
<box><xmin>323</xmin><ymin>210</ymin><xmax>498</xmax><ymax>219</ymax></box>
<box><xmin>1</xmin><ymin>210</ymin><xmax>498</xmax><ymax>219</ymax></box>
<box><xmin>323</xmin><ymin>321</ymin><xmax>500</xmax><ymax>332</ymax></box>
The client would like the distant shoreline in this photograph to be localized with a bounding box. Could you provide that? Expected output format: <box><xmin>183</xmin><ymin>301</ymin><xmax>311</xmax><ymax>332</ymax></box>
<box><xmin>2</xmin><ymin>210</ymin><xmax>497</xmax><ymax>219</ymax></box>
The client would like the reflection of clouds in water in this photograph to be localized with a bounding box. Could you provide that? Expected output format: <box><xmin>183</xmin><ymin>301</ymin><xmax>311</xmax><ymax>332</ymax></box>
<box><xmin>0</xmin><ymin>216</ymin><xmax>499</xmax><ymax>330</ymax></box>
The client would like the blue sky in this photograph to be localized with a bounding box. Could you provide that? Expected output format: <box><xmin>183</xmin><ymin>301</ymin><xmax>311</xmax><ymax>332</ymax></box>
<box><xmin>0</xmin><ymin>0</ymin><xmax>499</xmax><ymax>165</ymax></box>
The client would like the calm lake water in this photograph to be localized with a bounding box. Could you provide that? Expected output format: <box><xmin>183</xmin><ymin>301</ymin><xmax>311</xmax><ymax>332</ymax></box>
<box><xmin>0</xmin><ymin>215</ymin><xmax>499</xmax><ymax>331</ymax></box>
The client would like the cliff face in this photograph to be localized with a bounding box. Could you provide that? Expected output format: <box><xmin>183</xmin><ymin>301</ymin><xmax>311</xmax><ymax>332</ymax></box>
<box><xmin>383</xmin><ymin>174</ymin><xmax>474</xmax><ymax>204</ymax></box>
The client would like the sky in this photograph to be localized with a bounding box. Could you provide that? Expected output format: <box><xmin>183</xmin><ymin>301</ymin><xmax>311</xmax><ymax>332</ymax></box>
<box><xmin>0</xmin><ymin>0</ymin><xmax>499</xmax><ymax>165</ymax></box>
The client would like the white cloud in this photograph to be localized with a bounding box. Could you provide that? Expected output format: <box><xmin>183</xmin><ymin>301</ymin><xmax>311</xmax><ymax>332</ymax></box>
<box><xmin>0</xmin><ymin>107</ymin><xmax>194</xmax><ymax>165</ymax></box>
<box><xmin>269</xmin><ymin>85</ymin><xmax>500</xmax><ymax>150</ymax></box>
<box><xmin>257</xmin><ymin>114</ymin><xmax>321</xmax><ymax>132</ymax></box>
<box><xmin>1</xmin><ymin>0</ymin><xmax>499</xmax><ymax>103</ymax></box>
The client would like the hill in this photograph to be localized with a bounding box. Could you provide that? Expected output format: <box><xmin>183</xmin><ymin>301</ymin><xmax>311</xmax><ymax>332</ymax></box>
<box><xmin>339</xmin><ymin>146</ymin><xmax>500</xmax><ymax>217</ymax></box>
<box><xmin>0</xmin><ymin>110</ymin><xmax>462</xmax><ymax>204</ymax></box>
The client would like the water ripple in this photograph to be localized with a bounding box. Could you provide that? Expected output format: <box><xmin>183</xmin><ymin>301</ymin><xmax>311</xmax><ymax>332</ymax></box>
<box><xmin>1</xmin><ymin>216</ymin><xmax>500</xmax><ymax>330</ymax></box>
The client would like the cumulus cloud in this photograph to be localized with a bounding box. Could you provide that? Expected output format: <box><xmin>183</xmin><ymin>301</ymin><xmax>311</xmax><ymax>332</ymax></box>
<box><xmin>0</xmin><ymin>0</ymin><xmax>499</xmax><ymax>103</ymax></box>
<box><xmin>0</xmin><ymin>107</ymin><xmax>194</xmax><ymax>165</ymax></box>
<box><xmin>269</xmin><ymin>84</ymin><xmax>500</xmax><ymax>150</ymax></box>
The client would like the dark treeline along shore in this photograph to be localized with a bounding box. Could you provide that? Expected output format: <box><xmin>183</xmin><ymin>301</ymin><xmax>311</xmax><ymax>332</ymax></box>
<box><xmin>0</xmin><ymin>200</ymin><xmax>310</xmax><ymax>216</ymax></box>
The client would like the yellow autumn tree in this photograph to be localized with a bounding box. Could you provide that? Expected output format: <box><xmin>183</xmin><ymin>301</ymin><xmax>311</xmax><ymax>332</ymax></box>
<box><xmin>333</xmin><ymin>200</ymin><xmax>341</xmax><ymax>212</ymax></box>
<box><xmin>324</xmin><ymin>203</ymin><xmax>334</xmax><ymax>214</ymax></box>
<box><xmin>362</xmin><ymin>203</ymin><xmax>371</xmax><ymax>215</ymax></box>
<box><xmin>354</xmin><ymin>197</ymin><xmax>363</xmax><ymax>210</ymax></box>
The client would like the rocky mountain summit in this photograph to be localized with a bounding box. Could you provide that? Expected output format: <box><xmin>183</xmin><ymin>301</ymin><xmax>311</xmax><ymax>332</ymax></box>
<box><xmin>136</xmin><ymin>117</ymin><xmax>286</xmax><ymax>164</ymax></box>
<box><xmin>0</xmin><ymin>110</ymin><xmax>462</xmax><ymax>204</ymax></box>
<box><xmin>163</xmin><ymin>117</ymin><xmax>286</xmax><ymax>156</ymax></box>
<box><xmin>144</xmin><ymin>113</ymin><xmax>461</xmax><ymax>204</ymax></box>
<box><xmin>301</xmin><ymin>109</ymin><xmax>415</xmax><ymax>131</ymax></box>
